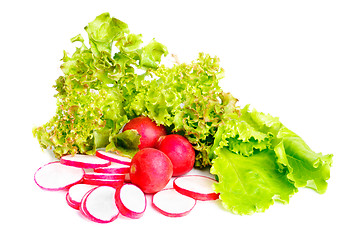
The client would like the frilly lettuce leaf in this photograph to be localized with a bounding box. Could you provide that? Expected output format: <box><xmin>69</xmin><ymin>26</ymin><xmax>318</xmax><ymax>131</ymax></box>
<box><xmin>210</xmin><ymin>105</ymin><xmax>333</xmax><ymax>214</ymax></box>
<box><xmin>211</xmin><ymin>147</ymin><xmax>297</xmax><ymax>215</ymax></box>
<box><xmin>85</xmin><ymin>12</ymin><xmax>129</xmax><ymax>55</ymax></box>
<box><xmin>105</xmin><ymin>129</ymin><xmax>141</xmax><ymax>158</ymax></box>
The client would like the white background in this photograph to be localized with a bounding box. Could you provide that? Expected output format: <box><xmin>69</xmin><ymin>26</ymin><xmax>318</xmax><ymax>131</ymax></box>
<box><xmin>1</xmin><ymin>0</ymin><xmax>358</xmax><ymax>239</ymax></box>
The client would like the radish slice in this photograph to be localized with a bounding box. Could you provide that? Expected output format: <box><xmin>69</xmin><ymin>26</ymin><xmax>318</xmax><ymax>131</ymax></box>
<box><xmin>94</xmin><ymin>162</ymin><xmax>130</xmax><ymax>174</ymax></box>
<box><xmin>83</xmin><ymin>178</ymin><xmax>124</xmax><ymax>188</ymax></box>
<box><xmin>152</xmin><ymin>188</ymin><xmax>196</xmax><ymax>217</ymax></box>
<box><xmin>173</xmin><ymin>175</ymin><xmax>219</xmax><ymax>201</ymax></box>
<box><xmin>80</xmin><ymin>186</ymin><xmax>119</xmax><ymax>223</ymax></box>
<box><xmin>66</xmin><ymin>184</ymin><xmax>98</xmax><ymax>210</ymax></box>
<box><xmin>84</xmin><ymin>169</ymin><xmax>126</xmax><ymax>180</ymax></box>
<box><xmin>60</xmin><ymin>154</ymin><xmax>111</xmax><ymax>169</ymax></box>
<box><xmin>96</xmin><ymin>150</ymin><xmax>132</xmax><ymax>165</ymax></box>
<box><xmin>115</xmin><ymin>184</ymin><xmax>146</xmax><ymax>219</ymax></box>
<box><xmin>34</xmin><ymin>162</ymin><xmax>84</xmax><ymax>191</ymax></box>
<box><xmin>66</xmin><ymin>192</ymin><xmax>80</xmax><ymax>209</ymax></box>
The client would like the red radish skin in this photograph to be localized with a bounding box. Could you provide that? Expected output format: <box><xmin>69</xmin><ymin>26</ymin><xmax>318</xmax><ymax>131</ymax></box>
<box><xmin>130</xmin><ymin>148</ymin><xmax>173</xmax><ymax>194</ymax></box>
<box><xmin>84</xmin><ymin>169</ymin><xmax>126</xmax><ymax>181</ymax></box>
<box><xmin>80</xmin><ymin>186</ymin><xmax>119</xmax><ymax>223</ymax></box>
<box><xmin>152</xmin><ymin>188</ymin><xmax>196</xmax><ymax>217</ymax></box>
<box><xmin>66</xmin><ymin>184</ymin><xmax>98</xmax><ymax>210</ymax></box>
<box><xmin>96</xmin><ymin>150</ymin><xmax>132</xmax><ymax>166</ymax></box>
<box><xmin>83</xmin><ymin>178</ymin><xmax>125</xmax><ymax>188</ymax></box>
<box><xmin>93</xmin><ymin>161</ymin><xmax>130</xmax><ymax>174</ymax></box>
<box><xmin>66</xmin><ymin>192</ymin><xmax>80</xmax><ymax>209</ymax></box>
<box><xmin>173</xmin><ymin>175</ymin><xmax>220</xmax><ymax>201</ymax></box>
<box><xmin>34</xmin><ymin>162</ymin><xmax>84</xmax><ymax>191</ymax></box>
<box><xmin>60</xmin><ymin>154</ymin><xmax>111</xmax><ymax>169</ymax></box>
<box><xmin>115</xmin><ymin>184</ymin><xmax>146</xmax><ymax>219</ymax></box>
<box><xmin>156</xmin><ymin>134</ymin><xmax>195</xmax><ymax>176</ymax></box>
<box><xmin>123</xmin><ymin>116</ymin><xmax>166</xmax><ymax>149</ymax></box>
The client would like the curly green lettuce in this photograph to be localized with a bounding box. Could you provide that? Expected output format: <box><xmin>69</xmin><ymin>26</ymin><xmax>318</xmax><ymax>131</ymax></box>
<box><xmin>33</xmin><ymin>13</ymin><xmax>240</xmax><ymax>165</ymax></box>
<box><xmin>210</xmin><ymin>105</ymin><xmax>333</xmax><ymax>214</ymax></box>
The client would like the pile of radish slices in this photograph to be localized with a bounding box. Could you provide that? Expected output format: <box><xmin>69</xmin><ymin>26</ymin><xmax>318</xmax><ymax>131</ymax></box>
<box><xmin>34</xmin><ymin>150</ymin><xmax>219</xmax><ymax>223</ymax></box>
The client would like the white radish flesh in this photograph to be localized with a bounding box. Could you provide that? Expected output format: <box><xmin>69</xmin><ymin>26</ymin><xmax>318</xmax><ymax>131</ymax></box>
<box><xmin>93</xmin><ymin>162</ymin><xmax>130</xmax><ymax>174</ymax></box>
<box><xmin>173</xmin><ymin>175</ymin><xmax>219</xmax><ymax>201</ymax></box>
<box><xmin>96</xmin><ymin>150</ymin><xmax>132</xmax><ymax>165</ymax></box>
<box><xmin>80</xmin><ymin>186</ymin><xmax>119</xmax><ymax>223</ymax></box>
<box><xmin>152</xmin><ymin>188</ymin><xmax>196</xmax><ymax>217</ymax></box>
<box><xmin>34</xmin><ymin>162</ymin><xmax>84</xmax><ymax>191</ymax></box>
<box><xmin>84</xmin><ymin>169</ymin><xmax>125</xmax><ymax>180</ymax></box>
<box><xmin>66</xmin><ymin>184</ymin><xmax>98</xmax><ymax>209</ymax></box>
<box><xmin>60</xmin><ymin>154</ymin><xmax>111</xmax><ymax>169</ymax></box>
<box><xmin>83</xmin><ymin>178</ymin><xmax>124</xmax><ymax>188</ymax></box>
<box><xmin>115</xmin><ymin>184</ymin><xmax>146</xmax><ymax>219</ymax></box>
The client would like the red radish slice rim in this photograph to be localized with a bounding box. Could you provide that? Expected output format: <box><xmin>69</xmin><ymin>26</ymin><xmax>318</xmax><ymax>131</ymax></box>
<box><xmin>79</xmin><ymin>189</ymin><xmax>95</xmax><ymax>220</ymax></box>
<box><xmin>94</xmin><ymin>162</ymin><xmax>130</xmax><ymax>174</ymax></box>
<box><xmin>34</xmin><ymin>161</ymin><xmax>84</xmax><ymax>191</ymax></box>
<box><xmin>84</xmin><ymin>169</ymin><xmax>126</xmax><ymax>180</ymax></box>
<box><xmin>96</xmin><ymin>150</ymin><xmax>132</xmax><ymax>166</ymax></box>
<box><xmin>173</xmin><ymin>175</ymin><xmax>220</xmax><ymax>201</ymax></box>
<box><xmin>80</xmin><ymin>186</ymin><xmax>119</xmax><ymax>223</ymax></box>
<box><xmin>152</xmin><ymin>188</ymin><xmax>196</xmax><ymax>217</ymax></box>
<box><xmin>115</xmin><ymin>184</ymin><xmax>146</xmax><ymax>219</ymax></box>
<box><xmin>61</xmin><ymin>154</ymin><xmax>111</xmax><ymax>169</ymax></box>
<box><xmin>66</xmin><ymin>192</ymin><xmax>80</xmax><ymax>210</ymax></box>
<box><xmin>67</xmin><ymin>184</ymin><xmax>98</xmax><ymax>209</ymax></box>
<box><xmin>83</xmin><ymin>178</ymin><xmax>124</xmax><ymax>188</ymax></box>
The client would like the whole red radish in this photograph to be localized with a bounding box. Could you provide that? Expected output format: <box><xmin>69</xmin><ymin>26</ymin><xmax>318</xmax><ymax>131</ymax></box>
<box><xmin>130</xmin><ymin>148</ymin><xmax>173</xmax><ymax>194</ymax></box>
<box><xmin>156</xmin><ymin>134</ymin><xmax>195</xmax><ymax>176</ymax></box>
<box><xmin>123</xmin><ymin>116</ymin><xmax>166</xmax><ymax>149</ymax></box>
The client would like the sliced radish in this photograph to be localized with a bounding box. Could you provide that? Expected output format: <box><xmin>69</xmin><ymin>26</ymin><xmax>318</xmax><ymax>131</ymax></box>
<box><xmin>66</xmin><ymin>184</ymin><xmax>98</xmax><ymax>210</ymax></box>
<box><xmin>79</xmin><ymin>189</ymin><xmax>93</xmax><ymax>219</ymax></box>
<box><xmin>80</xmin><ymin>186</ymin><xmax>119</xmax><ymax>223</ymax></box>
<box><xmin>93</xmin><ymin>162</ymin><xmax>130</xmax><ymax>174</ymax></box>
<box><xmin>173</xmin><ymin>175</ymin><xmax>219</xmax><ymax>201</ymax></box>
<box><xmin>96</xmin><ymin>150</ymin><xmax>132</xmax><ymax>165</ymax></box>
<box><xmin>66</xmin><ymin>192</ymin><xmax>80</xmax><ymax>209</ymax></box>
<box><xmin>34</xmin><ymin>162</ymin><xmax>84</xmax><ymax>191</ymax></box>
<box><xmin>84</xmin><ymin>169</ymin><xmax>126</xmax><ymax>181</ymax></box>
<box><xmin>152</xmin><ymin>188</ymin><xmax>196</xmax><ymax>217</ymax></box>
<box><xmin>60</xmin><ymin>154</ymin><xmax>111</xmax><ymax>169</ymax></box>
<box><xmin>115</xmin><ymin>184</ymin><xmax>146</xmax><ymax>219</ymax></box>
<box><xmin>83</xmin><ymin>178</ymin><xmax>124</xmax><ymax>188</ymax></box>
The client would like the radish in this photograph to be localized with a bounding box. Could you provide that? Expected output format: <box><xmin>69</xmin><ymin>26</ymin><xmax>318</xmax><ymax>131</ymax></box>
<box><xmin>155</xmin><ymin>134</ymin><xmax>195</xmax><ymax>176</ymax></box>
<box><xmin>83</xmin><ymin>178</ymin><xmax>124</xmax><ymax>188</ymax></box>
<box><xmin>173</xmin><ymin>175</ymin><xmax>220</xmax><ymax>201</ymax></box>
<box><xmin>152</xmin><ymin>188</ymin><xmax>196</xmax><ymax>217</ymax></box>
<box><xmin>34</xmin><ymin>162</ymin><xmax>84</xmax><ymax>191</ymax></box>
<box><xmin>66</xmin><ymin>191</ymin><xmax>80</xmax><ymax>209</ymax></box>
<box><xmin>96</xmin><ymin>150</ymin><xmax>132</xmax><ymax>166</ymax></box>
<box><xmin>115</xmin><ymin>184</ymin><xmax>146</xmax><ymax>219</ymax></box>
<box><xmin>130</xmin><ymin>148</ymin><xmax>173</xmax><ymax>193</ymax></box>
<box><xmin>123</xmin><ymin>116</ymin><xmax>167</xmax><ymax>149</ymax></box>
<box><xmin>80</xmin><ymin>186</ymin><xmax>119</xmax><ymax>223</ymax></box>
<box><xmin>93</xmin><ymin>161</ymin><xmax>130</xmax><ymax>174</ymax></box>
<box><xmin>60</xmin><ymin>154</ymin><xmax>111</xmax><ymax>169</ymax></box>
<box><xmin>66</xmin><ymin>184</ymin><xmax>98</xmax><ymax>210</ymax></box>
<box><xmin>84</xmin><ymin>169</ymin><xmax>125</xmax><ymax>181</ymax></box>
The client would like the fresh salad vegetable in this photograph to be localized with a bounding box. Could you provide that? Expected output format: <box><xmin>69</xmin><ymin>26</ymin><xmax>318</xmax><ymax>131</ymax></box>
<box><xmin>129</xmin><ymin>148</ymin><xmax>173</xmax><ymax>193</ymax></box>
<box><xmin>156</xmin><ymin>134</ymin><xmax>195</xmax><ymax>176</ymax></box>
<box><xmin>33</xmin><ymin>13</ymin><xmax>333</xmax><ymax>215</ymax></box>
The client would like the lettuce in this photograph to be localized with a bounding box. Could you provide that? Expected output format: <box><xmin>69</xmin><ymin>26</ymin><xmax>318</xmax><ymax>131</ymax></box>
<box><xmin>33</xmin><ymin>13</ymin><xmax>333</xmax><ymax>215</ymax></box>
<box><xmin>210</xmin><ymin>105</ymin><xmax>333</xmax><ymax>214</ymax></box>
